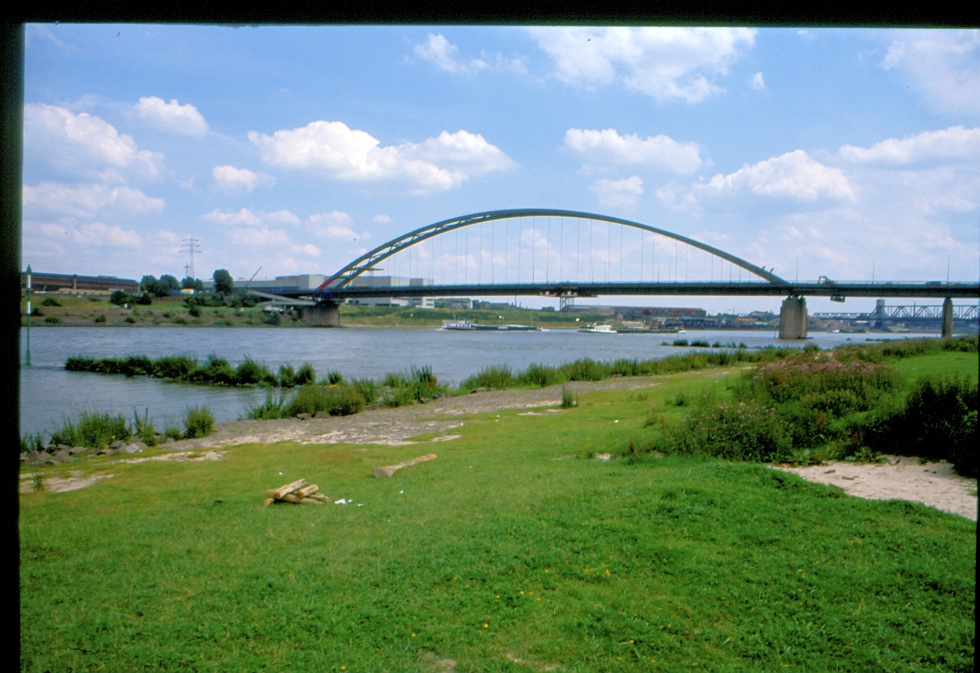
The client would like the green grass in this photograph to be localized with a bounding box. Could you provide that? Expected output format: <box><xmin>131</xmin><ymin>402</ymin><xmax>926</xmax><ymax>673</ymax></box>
<box><xmin>20</xmin><ymin>364</ymin><xmax>975</xmax><ymax>671</ymax></box>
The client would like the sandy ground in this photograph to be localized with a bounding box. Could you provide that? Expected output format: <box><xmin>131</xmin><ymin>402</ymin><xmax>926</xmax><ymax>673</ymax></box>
<box><xmin>19</xmin><ymin>471</ymin><xmax>116</xmax><ymax>494</ymax></box>
<box><xmin>772</xmin><ymin>457</ymin><xmax>977</xmax><ymax>521</ymax></box>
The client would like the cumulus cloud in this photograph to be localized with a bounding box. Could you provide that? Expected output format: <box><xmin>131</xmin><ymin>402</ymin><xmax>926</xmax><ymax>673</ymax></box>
<box><xmin>212</xmin><ymin>165</ymin><xmax>276</xmax><ymax>192</ymax></box>
<box><xmin>701</xmin><ymin>150</ymin><xmax>854</xmax><ymax>201</ymax></box>
<box><xmin>592</xmin><ymin>176</ymin><xmax>644</xmax><ymax>209</ymax></box>
<box><xmin>564</xmin><ymin>128</ymin><xmax>704</xmax><ymax>174</ymax></box>
<box><xmin>307</xmin><ymin>211</ymin><xmax>367</xmax><ymax>241</ymax></box>
<box><xmin>249</xmin><ymin>121</ymin><xmax>514</xmax><ymax>193</ymax></box>
<box><xmin>529</xmin><ymin>27</ymin><xmax>756</xmax><ymax>102</ymax></box>
<box><xmin>750</xmin><ymin>72</ymin><xmax>765</xmax><ymax>90</ymax></box>
<box><xmin>655</xmin><ymin>181</ymin><xmax>703</xmax><ymax>217</ymax></box>
<box><xmin>413</xmin><ymin>33</ymin><xmax>525</xmax><ymax>75</ymax></box>
<box><xmin>838</xmin><ymin>126</ymin><xmax>980</xmax><ymax>164</ymax></box>
<box><xmin>24</xmin><ymin>103</ymin><xmax>164</xmax><ymax>181</ymax></box>
<box><xmin>203</xmin><ymin>208</ymin><xmax>300</xmax><ymax>227</ymax></box>
<box><xmin>135</xmin><ymin>96</ymin><xmax>209</xmax><ymax>136</ymax></box>
<box><xmin>32</xmin><ymin>220</ymin><xmax>142</xmax><ymax>248</ymax></box>
<box><xmin>23</xmin><ymin>182</ymin><xmax>165</xmax><ymax>219</ymax></box>
<box><xmin>880</xmin><ymin>30</ymin><xmax>980</xmax><ymax>115</ymax></box>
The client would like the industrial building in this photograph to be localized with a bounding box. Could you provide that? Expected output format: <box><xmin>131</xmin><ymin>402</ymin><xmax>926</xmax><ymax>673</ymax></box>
<box><xmin>20</xmin><ymin>272</ymin><xmax>140</xmax><ymax>294</ymax></box>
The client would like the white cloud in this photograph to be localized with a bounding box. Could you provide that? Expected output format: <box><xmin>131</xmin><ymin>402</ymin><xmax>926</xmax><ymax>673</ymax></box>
<box><xmin>564</xmin><ymin>128</ymin><xmax>704</xmax><ymax>174</ymax></box>
<box><xmin>135</xmin><ymin>96</ymin><xmax>209</xmax><ymax>137</ymax></box>
<box><xmin>307</xmin><ymin>211</ymin><xmax>369</xmax><ymax>242</ymax></box>
<box><xmin>203</xmin><ymin>208</ymin><xmax>299</xmax><ymax>227</ymax></box>
<box><xmin>24</xmin><ymin>103</ymin><xmax>164</xmax><ymax>181</ymax></box>
<box><xmin>249</xmin><ymin>121</ymin><xmax>514</xmax><ymax>193</ymax></box>
<box><xmin>838</xmin><ymin>126</ymin><xmax>980</xmax><ymax>165</ymax></box>
<box><xmin>592</xmin><ymin>176</ymin><xmax>643</xmax><ymax>208</ymax></box>
<box><xmin>372</xmin><ymin>214</ymin><xmax>391</xmax><ymax>223</ymax></box>
<box><xmin>23</xmin><ymin>182</ymin><xmax>164</xmax><ymax>218</ymax></box>
<box><xmin>212</xmin><ymin>165</ymin><xmax>276</xmax><ymax>192</ymax></box>
<box><xmin>655</xmin><ymin>181</ymin><xmax>703</xmax><ymax>217</ymax></box>
<box><xmin>32</xmin><ymin>220</ymin><xmax>142</xmax><ymax>249</ymax></box>
<box><xmin>880</xmin><ymin>30</ymin><xmax>980</xmax><ymax>115</ymax></box>
<box><xmin>529</xmin><ymin>27</ymin><xmax>756</xmax><ymax>102</ymax></box>
<box><xmin>750</xmin><ymin>72</ymin><xmax>765</xmax><ymax>90</ymax></box>
<box><xmin>701</xmin><ymin>150</ymin><xmax>854</xmax><ymax>201</ymax></box>
<box><xmin>413</xmin><ymin>34</ymin><xmax>525</xmax><ymax>75</ymax></box>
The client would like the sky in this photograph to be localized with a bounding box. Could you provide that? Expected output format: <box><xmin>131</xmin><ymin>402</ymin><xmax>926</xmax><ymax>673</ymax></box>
<box><xmin>21</xmin><ymin>25</ymin><xmax>980</xmax><ymax>313</ymax></box>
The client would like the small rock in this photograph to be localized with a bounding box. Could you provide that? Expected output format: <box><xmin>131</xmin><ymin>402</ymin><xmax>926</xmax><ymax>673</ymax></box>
<box><xmin>42</xmin><ymin>443</ymin><xmax>56</xmax><ymax>452</ymax></box>
<box><xmin>164</xmin><ymin>437</ymin><xmax>175</xmax><ymax>444</ymax></box>
<box><xmin>69</xmin><ymin>446</ymin><xmax>89</xmax><ymax>455</ymax></box>
<box><xmin>96</xmin><ymin>448</ymin><xmax>117</xmax><ymax>456</ymax></box>
<box><xmin>887</xmin><ymin>457</ymin><xmax>900</xmax><ymax>466</ymax></box>
<box><xmin>55</xmin><ymin>449</ymin><xmax>72</xmax><ymax>461</ymax></box>
<box><xmin>58</xmin><ymin>444</ymin><xmax>73</xmax><ymax>451</ymax></box>
<box><xmin>296</xmin><ymin>413</ymin><xmax>312</xmax><ymax>420</ymax></box>
<box><xmin>823</xmin><ymin>469</ymin><xmax>836</xmax><ymax>474</ymax></box>
<box><xmin>595</xmin><ymin>453</ymin><xmax>612</xmax><ymax>462</ymax></box>
<box><xmin>314</xmin><ymin>411</ymin><xmax>329</xmax><ymax>419</ymax></box>
<box><xmin>841</xmin><ymin>476</ymin><xmax>856</xmax><ymax>481</ymax></box>
<box><xmin>419</xmin><ymin>397</ymin><xmax>432</xmax><ymax>404</ymax></box>
<box><xmin>470</xmin><ymin>387</ymin><xmax>487</xmax><ymax>394</ymax></box>
<box><xmin>110</xmin><ymin>440</ymin><xmax>124</xmax><ymax>449</ymax></box>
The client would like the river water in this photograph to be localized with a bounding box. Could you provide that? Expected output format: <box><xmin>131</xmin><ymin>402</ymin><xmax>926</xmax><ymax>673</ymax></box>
<box><xmin>19</xmin><ymin>326</ymin><xmax>939</xmax><ymax>438</ymax></box>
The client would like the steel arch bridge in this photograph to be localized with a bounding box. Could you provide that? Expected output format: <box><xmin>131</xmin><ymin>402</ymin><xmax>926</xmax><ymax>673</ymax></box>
<box><xmin>318</xmin><ymin>208</ymin><xmax>788</xmax><ymax>292</ymax></box>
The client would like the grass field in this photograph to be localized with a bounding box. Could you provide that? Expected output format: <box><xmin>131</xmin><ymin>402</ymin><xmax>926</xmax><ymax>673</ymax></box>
<box><xmin>19</xmin><ymin>352</ymin><xmax>976</xmax><ymax>671</ymax></box>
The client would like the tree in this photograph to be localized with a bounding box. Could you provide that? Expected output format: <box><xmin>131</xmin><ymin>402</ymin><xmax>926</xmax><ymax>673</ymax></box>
<box><xmin>181</xmin><ymin>277</ymin><xmax>205</xmax><ymax>292</ymax></box>
<box><xmin>213</xmin><ymin>269</ymin><xmax>234</xmax><ymax>295</ymax></box>
<box><xmin>140</xmin><ymin>275</ymin><xmax>158</xmax><ymax>294</ymax></box>
<box><xmin>156</xmin><ymin>274</ymin><xmax>180</xmax><ymax>297</ymax></box>
<box><xmin>110</xmin><ymin>290</ymin><xmax>131</xmax><ymax>306</ymax></box>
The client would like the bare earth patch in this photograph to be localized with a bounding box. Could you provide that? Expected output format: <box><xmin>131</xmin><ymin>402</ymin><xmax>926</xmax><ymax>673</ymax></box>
<box><xmin>20</xmin><ymin>471</ymin><xmax>116</xmax><ymax>494</ymax></box>
<box><xmin>772</xmin><ymin>456</ymin><xmax>978</xmax><ymax>521</ymax></box>
<box><xmin>112</xmin><ymin>450</ymin><xmax>227</xmax><ymax>465</ymax></box>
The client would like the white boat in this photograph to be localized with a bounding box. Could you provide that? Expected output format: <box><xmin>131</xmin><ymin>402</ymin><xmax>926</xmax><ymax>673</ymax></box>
<box><xmin>442</xmin><ymin>319</ymin><xmax>473</xmax><ymax>330</ymax></box>
<box><xmin>578</xmin><ymin>323</ymin><xmax>616</xmax><ymax>334</ymax></box>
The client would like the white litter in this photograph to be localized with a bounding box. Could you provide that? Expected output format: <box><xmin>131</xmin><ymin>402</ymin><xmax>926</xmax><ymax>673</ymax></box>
<box><xmin>335</xmin><ymin>498</ymin><xmax>348</xmax><ymax>505</ymax></box>
<box><xmin>358</xmin><ymin>504</ymin><xmax>364</xmax><ymax>507</ymax></box>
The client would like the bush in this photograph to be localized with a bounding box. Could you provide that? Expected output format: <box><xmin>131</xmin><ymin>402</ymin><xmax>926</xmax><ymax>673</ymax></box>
<box><xmin>264</xmin><ymin>310</ymin><xmax>281</xmax><ymax>326</ymax></box>
<box><xmin>94</xmin><ymin>314</ymin><xmax>106</xmax><ymax>323</ymax></box>
<box><xmin>44</xmin><ymin>316</ymin><xmax>61</xmax><ymax>324</ymax></box>
<box><xmin>109</xmin><ymin>290</ymin><xmax>131</xmax><ymax>306</ymax></box>
<box><xmin>234</xmin><ymin>357</ymin><xmax>277</xmax><ymax>386</ymax></box>
<box><xmin>50</xmin><ymin>411</ymin><xmax>131</xmax><ymax>449</ymax></box>
<box><xmin>663</xmin><ymin>400</ymin><xmax>793</xmax><ymax>463</ymax></box>
<box><xmin>326</xmin><ymin>371</ymin><xmax>345</xmax><ymax>385</ymax></box>
<box><xmin>246</xmin><ymin>391</ymin><xmax>289</xmax><ymax>420</ymax></box>
<box><xmin>121</xmin><ymin>355</ymin><xmax>154</xmax><ymax>377</ymax></box>
<box><xmin>133</xmin><ymin>408</ymin><xmax>158</xmax><ymax>447</ymax></box>
<box><xmin>135</xmin><ymin>293</ymin><xmax>153</xmax><ymax>305</ymax></box>
<box><xmin>123</xmin><ymin>316</ymin><xmax>136</xmax><ymax>324</ymax></box>
<box><xmin>295</xmin><ymin>363</ymin><xmax>316</xmax><ymax>386</ymax></box>
<box><xmin>691</xmin><ymin>340</ymin><xmax>710</xmax><ymax>348</ymax></box>
<box><xmin>673</xmin><ymin>339</ymin><xmax>688</xmax><ymax>347</ymax></box>
<box><xmin>41</xmin><ymin>296</ymin><xmax>62</xmax><ymax>307</ymax></box>
<box><xmin>285</xmin><ymin>384</ymin><xmax>366</xmax><ymax>417</ymax></box>
<box><xmin>152</xmin><ymin>355</ymin><xmax>197</xmax><ymax>380</ymax></box>
<box><xmin>561</xmin><ymin>386</ymin><xmax>577</xmax><ymax>408</ymax></box>
<box><xmin>860</xmin><ymin>375</ymin><xmax>978</xmax><ymax>477</ymax></box>
<box><xmin>188</xmin><ymin>305</ymin><xmax>202</xmax><ymax>318</ymax></box>
<box><xmin>382</xmin><ymin>372</ymin><xmax>409</xmax><ymax>388</ymax></box>
<box><xmin>171</xmin><ymin>316</ymin><xmax>188</xmax><ymax>325</ymax></box>
<box><xmin>183</xmin><ymin>406</ymin><xmax>215</xmax><ymax>438</ymax></box>
<box><xmin>278</xmin><ymin>363</ymin><xmax>296</xmax><ymax>388</ymax></box>
<box><xmin>164</xmin><ymin>426</ymin><xmax>183</xmax><ymax>441</ymax></box>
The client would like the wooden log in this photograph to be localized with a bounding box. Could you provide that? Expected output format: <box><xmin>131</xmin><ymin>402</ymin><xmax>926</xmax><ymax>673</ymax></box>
<box><xmin>308</xmin><ymin>493</ymin><xmax>331</xmax><ymax>502</ymax></box>
<box><xmin>273</xmin><ymin>478</ymin><xmax>307</xmax><ymax>499</ymax></box>
<box><xmin>373</xmin><ymin>453</ymin><xmax>437</xmax><ymax>478</ymax></box>
<box><xmin>296</xmin><ymin>484</ymin><xmax>319</xmax><ymax>498</ymax></box>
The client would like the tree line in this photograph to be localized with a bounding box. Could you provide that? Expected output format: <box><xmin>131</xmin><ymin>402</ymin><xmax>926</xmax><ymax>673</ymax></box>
<box><xmin>110</xmin><ymin>269</ymin><xmax>256</xmax><ymax>308</ymax></box>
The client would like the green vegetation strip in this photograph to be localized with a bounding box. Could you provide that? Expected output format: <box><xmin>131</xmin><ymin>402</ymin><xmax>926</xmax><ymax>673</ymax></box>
<box><xmin>20</xmin><ymin>360</ymin><xmax>976</xmax><ymax>671</ymax></box>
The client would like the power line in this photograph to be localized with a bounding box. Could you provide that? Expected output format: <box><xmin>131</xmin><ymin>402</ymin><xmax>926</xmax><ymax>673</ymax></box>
<box><xmin>180</xmin><ymin>236</ymin><xmax>201</xmax><ymax>280</ymax></box>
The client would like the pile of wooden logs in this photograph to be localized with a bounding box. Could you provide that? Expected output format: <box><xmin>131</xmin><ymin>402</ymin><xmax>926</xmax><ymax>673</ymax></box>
<box><xmin>264</xmin><ymin>478</ymin><xmax>330</xmax><ymax>506</ymax></box>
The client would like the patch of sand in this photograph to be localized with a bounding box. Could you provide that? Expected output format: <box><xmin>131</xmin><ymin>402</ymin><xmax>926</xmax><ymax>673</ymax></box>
<box><xmin>772</xmin><ymin>456</ymin><xmax>977</xmax><ymax>520</ymax></box>
<box><xmin>20</xmin><ymin>471</ymin><xmax>116</xmax><ymax>494</ymax></box>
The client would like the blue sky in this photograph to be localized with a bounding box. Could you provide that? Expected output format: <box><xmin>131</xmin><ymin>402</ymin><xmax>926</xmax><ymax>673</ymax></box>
<box><xmin>21</xmin><ymin>25</ymin><xmax>980</xmax><ymax>313</ymax></box>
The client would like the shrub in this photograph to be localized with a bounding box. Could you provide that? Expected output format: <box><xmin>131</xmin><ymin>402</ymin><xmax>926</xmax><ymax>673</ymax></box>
<box><xmin>135</xmin><ymin>293</ymin><xmax>153</xmax><ymax>305</ymax></box>
<box><xmin>326</xmin><ymin>371</ymin><xmax>345</xmax><ymax>385</ymax></box>
<box><xmin>561</xmin><ymin>386</ymin><xmax>577</xmax><ymax>408</ymax></box>
<box><xmin>152</xmin><ymin>355</ymin><xmax>197</xmax><ymax>380</ymax></box>
<box><xmin>171</xmin><ymin>316</ymin><xmax>188</xmax><ymax>325</ymax></box>
<box><xmin>246</xmin><ymin>391</ymin><xmax>289</xmax><ymax>420</ymax></box>
<box><xmin>234</xmin><ymin>357</ymin><xmax>276</xmax><ymax>386</ymax></box>
<box><xmin>20</xmin><ymin>432</ymin><xmax>44</xmax><ymax>454</ymax></box>
<box><xmin>691</xmin><ymin>340</ymin><xmax>710</xmax><ymax>348</ymax></box>
<box><xmin>285</xmin><ymin>384</ymin><xmax>366</xmax><ymax>417</ymax></box>
<box><xmin>44</xmin><ymin>316</ymin><xmax>61</xmax><ymax>324</ymax></box>
<box><xmin>133</xmin><ymin>408</ymin><xmax>158</xmax><ymax>447</ymax></box>
<box><xmin>295</xmin><ymin>363</ymin><xmax>316</xmax><ymax>386</ymax></box>
<box><xmin>351</xmin><ymin>378</ymin><xmax>380</xmax><ymax>405</ymax></box>
<box><xmin>461</xmin><ymin>365</ymin><xmax>513</xmax><ymax>390</ymax></box>
<box><xmin>94</xmin><ymin>314</ymin><xmax>107</xmax><ymax>323</ymax></box>
<box><xmin>382</xmin><ymin>372</ymin><xmax>409</xmax><ymax>388</ymax></box>
<box><xmin>264</xmin><ymin>311</ymin><xmax>282</xmax><ymax>326</ymax></box>
<box><xmin>673</xmin><ymin>339</ymin><xmax>688</xmax><ymax>347</ymax></box>
<box><xmin>123</xmin><ymin>316</ymin><xmax>136</xmax><ymax>324</ymax></box>
<box><xmin>663</xmin><ymin>400</ymin><xmax>793</xmax><ymax>463</ymax></box>
<box><xmin>564</xmin><ymin>358</ymin><xmax>607</xmax><ymax>382</ymax></box>
<box><xmin>121</xmin><ymin>355</ymin><xmax>154</xmax><ymax>377</ymax></box>
<box><xmin>183</xmin><ymin>406</ymin><xmax>215</xmax><ymax>438</ymax></box>
<box><xmin>41</xmin><ymin>296</ymin><xmax>62</xmax><ymax>307</ymax></box>
<box><xmin>164</xmin><ymin>426</ymin><xmax>183</xmax><ymax>441</ymax></box>
<box><xmin>188</xmin><ymin>305</ymin><xmax>202</xmax><ymax>318</ymax></box>
<box><xmin>109</xmin><ymin>290</ymin><xmax>131</xmax><ymax>306</ymax></box>
<box><xmin>50</xmin><ymin>411</ymin><xmax>131</xmax><ymax>449</ymax></box>
<box><xmin>278</xmin><ymin>363</ymin><xmax>296</xmax><ymax>388</ymax></box>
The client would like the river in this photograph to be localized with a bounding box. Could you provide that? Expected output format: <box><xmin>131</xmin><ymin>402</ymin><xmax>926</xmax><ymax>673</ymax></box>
<box><xmin>18</xmin><ymin>326</ymin><xmax>940</xmax><ymax>438</ymax></box>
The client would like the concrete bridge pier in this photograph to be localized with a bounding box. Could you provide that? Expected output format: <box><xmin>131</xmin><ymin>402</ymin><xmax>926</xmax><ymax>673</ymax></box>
<box><xmin>301</xmin><ymin>300</ymin><xmax>340</xmax><ymax>327</ymax></box>
<box><xmin>941</xmin><ymin>297</ymin><xmax>953</xmax><ymax>338</ymax></box>
<box><xmin>778</xmin><ymin>296</ymin><xmax>808</xmax><ymax>340</ymax></box>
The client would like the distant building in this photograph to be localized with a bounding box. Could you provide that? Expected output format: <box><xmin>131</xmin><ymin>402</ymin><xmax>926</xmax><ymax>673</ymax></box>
<box><xmin>21</xmin><ymin>272</ymin><xmax>139</xmax><ymax>294</ymax></box>
<box><xmin>435</xmin><ymin>298</ymin><xmax>474</xmax><ymax>309</ymax></box>
<box><xmin>345</xmin><ymin>275</ymin><xmax>435</xmax><ymax>309</ymax></box>
<box><xmin>240</xmin><ymin>274</ymin><xmax>326</xmax><ymax>293</ymax></box>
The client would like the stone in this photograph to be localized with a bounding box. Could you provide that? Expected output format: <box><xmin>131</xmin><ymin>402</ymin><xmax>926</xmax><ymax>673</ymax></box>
<box><xmin>110</xmin><ymin>440</ymin><xmax>124</xmax><ymax>449</ymax></box>
<box><xmin>470</xmin><ymin>387</ymin><xmax>487</xmax><ymax>394</ymax></box>
<box><xmin>314</xmin><ymin>411</ymin><xmax>329</xmax><ymax>419</ymax></box>
<box><xmin>69</xmin><ymin>446</ymin><xmax>89</xmax><ymax>455</ymax></box>
<box><xmin>164</xmin><ymin>436</ymin><xmax>175</xmax><ymax>444</ymax></box>
<box><xmin>296</xmin><ymin>413</ymin><xmax>312</xmax><ymax>420</ymax></box>
<box><xmin>96</xmin><ymin>448</ymin><xmax>116</xmax><ymax>456</ymax></box>
<box><xmin>58</xmin><ymin>444</ymin><xmax>73</xmax><ymax>451</ymax></box>
<box><xmin>121</xmin><ymin>442</ymin><xmax>147</xmax><ymax>454</ymax></box>
<box><xmin>42</xmin><ymin>443</ymin><xmax>56</xmax><ymax>452</ymax></box>
<box><xmin>55</xmin><ymin>449</ymin><xmax>71</xmax><ymax>461</ymax></box>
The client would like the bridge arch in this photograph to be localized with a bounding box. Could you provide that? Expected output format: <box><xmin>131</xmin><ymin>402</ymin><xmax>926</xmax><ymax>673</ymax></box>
<box><xmin>317</xmin><ymin>208</ymin><xmax>788</xmax><ymax>291</ymax></box>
